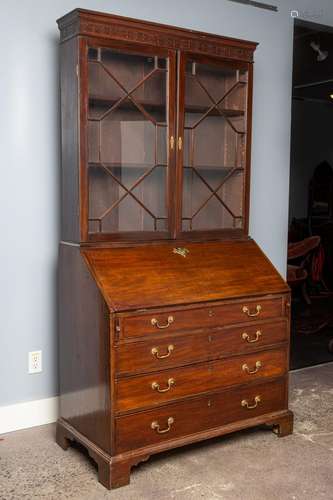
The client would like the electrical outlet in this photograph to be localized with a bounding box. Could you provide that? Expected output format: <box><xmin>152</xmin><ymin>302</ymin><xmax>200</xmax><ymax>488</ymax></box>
<box><xmin>28</xmin><ymin>351</ymin><xmax>42</xmax><ymax>374</ymax></box>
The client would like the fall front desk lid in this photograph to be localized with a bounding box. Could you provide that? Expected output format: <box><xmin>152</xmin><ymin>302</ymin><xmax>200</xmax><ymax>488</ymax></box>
<box><xmin>82</xmin><ymin>239</ymin><xmax>288</xmax><ymax>312</ymax></box>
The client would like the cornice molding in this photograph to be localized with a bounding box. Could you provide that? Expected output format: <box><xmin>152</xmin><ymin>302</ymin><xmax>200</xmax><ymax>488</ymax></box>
<box><xmin>57</xmin><ymin>10</ymin><xmax>257</xmax><ymax>62</ymax></box>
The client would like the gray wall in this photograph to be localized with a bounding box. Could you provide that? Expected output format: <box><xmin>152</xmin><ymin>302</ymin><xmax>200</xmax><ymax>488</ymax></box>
<box><xmin>289</xmin><ymin>100</ymin><xmax>333</xmax><ymax>221</ymax></box>
<box><xmin>1</xmin><ymin>0</ymin><xmax>333</xmax><ymax>406</ymax></box>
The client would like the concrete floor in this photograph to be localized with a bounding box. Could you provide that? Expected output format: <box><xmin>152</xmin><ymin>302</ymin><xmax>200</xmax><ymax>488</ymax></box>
<box><xmin>1</xmin><ymin>363</ymin><xmax>333</xmax><ymax>500</ymax></box>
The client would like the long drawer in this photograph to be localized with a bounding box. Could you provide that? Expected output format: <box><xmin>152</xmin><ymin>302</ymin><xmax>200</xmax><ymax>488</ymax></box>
<box><xmin>115</xmin><ymin>319</ymin><xmax>288</xmax><ymax>376</ymax></box>
<box><xmin>117</xmin><ymin>296</ymin><xmax>286</xmax><ymax>339</ymax></box>
<box><xmin>115</xmin><ymin>378</ymin><xmax>287</xmax><ymax>453</ymax></box>
<box><xmin>115</xmin><ymin>348</ymin><xmax>287</xmax><ymax>413</ymax></box>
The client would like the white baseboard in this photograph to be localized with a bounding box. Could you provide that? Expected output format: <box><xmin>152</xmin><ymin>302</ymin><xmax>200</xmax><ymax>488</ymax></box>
<box><xmin>0</xmin><ymin>396</ymin><xmax>59</xmax><ymax>435</ymax></box>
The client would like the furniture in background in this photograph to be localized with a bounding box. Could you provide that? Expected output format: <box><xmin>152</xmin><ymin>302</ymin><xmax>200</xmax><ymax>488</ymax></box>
<box><xmin>56</xmin><ymin>9</ymin><xmax>293</xmax><ymax>489</ymax></box>
<box><xmin>288</xmin><ymin>235</ymin><xmax>333</xmax><ymax>351</ymax></box>
<box><xmin>311</xmin><ymin>221</ymin><xmax>333</xmax><ymax>290</ymax></box>
<box><xmin>287</xmin><ymin>265</ymin><xmax>308</xmax><ymax>301</ymax></box>
<box><xmin>287</xmin><ymin>236</ymin><xmax>321</xmax><ymax>304</ymax></box>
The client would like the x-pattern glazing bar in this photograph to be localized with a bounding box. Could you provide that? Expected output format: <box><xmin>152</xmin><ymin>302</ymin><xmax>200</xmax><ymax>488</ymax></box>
<box><xmin>97</xmin><ymin>163</ymin><xmax>159</xmax><ymax>221</ymax></box>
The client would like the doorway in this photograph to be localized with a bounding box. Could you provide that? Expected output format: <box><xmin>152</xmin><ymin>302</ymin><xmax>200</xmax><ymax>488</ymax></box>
<box><xmin>289</xmin><ymin>19</ymin><xmax>333</xmax><ymax>369</ymax></box>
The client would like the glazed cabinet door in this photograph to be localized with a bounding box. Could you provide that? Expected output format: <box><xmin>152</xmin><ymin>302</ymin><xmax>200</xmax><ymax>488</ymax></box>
<box><xmin>176</xmin><ymin>53</ymin><xmax>252</xmax><ymax>238</ymax></box>
<box><xmin>83</xmin><ymin>40</ymin><xmax>177</xmax><ymax>241</ymax></box>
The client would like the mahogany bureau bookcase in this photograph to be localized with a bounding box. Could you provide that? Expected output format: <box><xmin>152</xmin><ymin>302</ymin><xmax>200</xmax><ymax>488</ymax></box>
<box><xmin>56</xmin><ymin>8</ymin><xmax>293</xmax><ymax>489</ymax></box>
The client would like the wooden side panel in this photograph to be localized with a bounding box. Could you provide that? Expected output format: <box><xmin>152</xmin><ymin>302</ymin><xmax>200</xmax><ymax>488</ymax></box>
<box><xmin>243</xmin><ymin>62</ymin><xmax>253</xmax><ymax>235</ymax></box>
<box><xmin>58</xmin><ymin>243</ymin><xmax>112</xmax><ymax>454</ymax></box>
<box><xmin>60</xmin><ymin>38</ymin><xmax>80</xmax><ymax>242</ymax></box>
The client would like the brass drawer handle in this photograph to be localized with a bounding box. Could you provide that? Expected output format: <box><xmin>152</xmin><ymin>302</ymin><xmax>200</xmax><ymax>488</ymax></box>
<box><xmin>242</xmin><ymin>361</ymin><xmax>262</xmax><ymax>374</ymax></box>
<box><xmin>151</xmin><ymin>345</ymin><xmax>174</xmax><ymax>359</ymax></box>
<box><xmin>242</xmin><ymin>305</ymin><xmax>262</xmax><ymax>317</ymax></box>
<box><xmin>241</xmin><ymin>395</ymin><xmax>261</xmax><ymax>409</ymax></box>
<box><xmin>151</xmin><ymin>378</ymin><xmax>175</xmax><ymax>393</ymax></box>
<box><xmin>151</xmin><ymin>316</ymin><xmax>174</xmax><ymax>329</ymax></box>
<box><xmin>151</xmin><ymin>417</ymin><xmax>174</xmax><ymax>434</ymax></box>
<box><xmin>242</xmin><ymin>330</ymin><xmax>262</xmax><ymax>343</ymax></box>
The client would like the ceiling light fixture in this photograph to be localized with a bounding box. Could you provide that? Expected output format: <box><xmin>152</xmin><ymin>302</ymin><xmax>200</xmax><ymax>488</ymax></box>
<box><xmin>310</xmin><ymin>41</ymin><xmax>328</xmax><ymax>62</ymax></box>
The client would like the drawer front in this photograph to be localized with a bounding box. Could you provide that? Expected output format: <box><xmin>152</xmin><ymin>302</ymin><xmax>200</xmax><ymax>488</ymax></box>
<box><xmin>115</xmin><ymin>348</ymin><xmax>287</xmax><ymax>413</ymax></box>
<box><xmin>115</xmin><ymin>378</ymin><xmax>287</xmax><ymax>453</ymax></box>
<box><xmin>118</xmin><ymin>296</ymin><xmax>285</xmax><ymax>339</ymax></box>
<box><xmin>116</xmin><ymin>320</ymin><xmax>288</xmax><ymax>376</ymax></box>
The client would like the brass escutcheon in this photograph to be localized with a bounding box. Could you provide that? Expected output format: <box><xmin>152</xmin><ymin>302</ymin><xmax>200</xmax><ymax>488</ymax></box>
<box><xmin>173</xmin><ymin>247</ymin><xmax>189</xmax><ymax>258</ymax></box>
